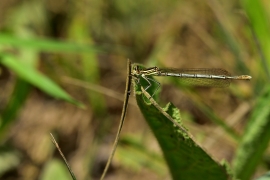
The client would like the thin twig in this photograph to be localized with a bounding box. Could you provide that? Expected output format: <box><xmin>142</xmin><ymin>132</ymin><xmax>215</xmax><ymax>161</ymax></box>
<box><xmin>50</xmin><ymin>133</ymin><xmax>77</xmax><ymax>180</ymax></box>
<box><xmin>100</xmin><ymin>59</ymin><xmax>132</xmax><ymax>180</ymax></box>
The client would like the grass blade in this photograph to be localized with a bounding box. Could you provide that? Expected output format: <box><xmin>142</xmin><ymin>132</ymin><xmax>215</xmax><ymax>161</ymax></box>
<box><xmin>0</xmin><ymin>53</ymin><xmax>83</xmax><ymax>107</ymax></box>
<box><xmin>241</xmin><ymin>0</ymin><xmax>270</xmax><ymax>79</ymax></box>
<box><xmin>232</xmin><ymin>85</ymin><xmax>270</xmax><ymax>180</ymax></box>
<box><xmin>0</xmin><ymin>33</ymin><xmax>103</xmax><ymax>53</ymax></box>
<box><xmin>100</xmin><ymin>59</ymin><xmax>132</xmax><ymax>180</ymax></box>
<box><xmin>0</xmin><ymin>79</ymin><xmax>31</xmax><ymax>136</ymax></box>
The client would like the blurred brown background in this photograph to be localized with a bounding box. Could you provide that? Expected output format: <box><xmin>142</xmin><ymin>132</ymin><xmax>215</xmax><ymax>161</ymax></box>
<box><xmin>0</xmin><ymin>0</ymin><xmax>256</xmax><ymax>179</ymax></box>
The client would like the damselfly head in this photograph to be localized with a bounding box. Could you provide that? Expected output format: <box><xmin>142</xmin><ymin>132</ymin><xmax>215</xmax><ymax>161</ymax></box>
<box><xmin>131</xmin><ymin>65</ymin><xmax>142</xmax><ymax>76</ymax></box>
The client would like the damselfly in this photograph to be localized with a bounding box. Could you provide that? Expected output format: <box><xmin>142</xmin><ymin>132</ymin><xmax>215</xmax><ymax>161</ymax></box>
<box><xmin>101</xmin><ymin>62</ymin><xmax>251</xmax><ymax>180</ymax></box>
<box><xmin>131</xmin><ymin>65</ymin><xmax>252</xmax><ymax>96</ymax></box>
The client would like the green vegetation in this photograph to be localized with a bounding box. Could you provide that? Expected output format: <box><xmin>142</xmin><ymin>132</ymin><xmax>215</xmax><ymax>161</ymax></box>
<box><xmin>0</xmin><ymin>0</ymin><xmax>269</xmax><ymax>179</ymax></box>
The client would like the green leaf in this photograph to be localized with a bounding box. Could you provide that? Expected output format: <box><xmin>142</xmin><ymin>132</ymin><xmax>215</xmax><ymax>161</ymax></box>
<box><xmin>0</xmin><ymin>53</ymin><xmax>83</xmax><ymax>107</ymax></box>
<box><xmin>0</xmin><ymin>147</ymin><xmax>20</xmax><ymax>177</ymax></box>
<box><xmin>0</xmin><ymin>33</ymin><xmax>103</xmax><ymax>53</ymax></box>
<box><xmin>232</xmin><ymin>85</ymin><xmax>270</xmax><ymax>180</ymax></box>
<box><xmin>40</xmin><ymin>159</ymin><xmax>73</xmax><ymax>180</ymax></box>
<box><xmin>134</xmin><ymin>77</ymin><xmax>229</xmax><ymax>180</ymax></box>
